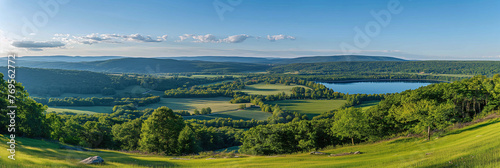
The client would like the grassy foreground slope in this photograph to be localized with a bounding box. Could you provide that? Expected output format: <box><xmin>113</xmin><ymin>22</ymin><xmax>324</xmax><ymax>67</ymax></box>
<box><xmin>1</xmin><ymin>117</ymin><xmax>499</xmax><ymax>167</ymax></box>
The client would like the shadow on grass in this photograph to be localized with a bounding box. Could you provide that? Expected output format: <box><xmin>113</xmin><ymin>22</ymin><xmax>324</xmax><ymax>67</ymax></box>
<box><xmin>388</xmin><ymin>137</ymin><xmax>417</xmax><ymax>144</ymax></box>
<box><xmin>445</xmin><ymin>119</ymin><xmax>500</xmax><ymax>136</ymax></box>
<box><xmin>245</xmin><ymin>88</ymin><xmax>279</xmax><ymax>92</ymax></box>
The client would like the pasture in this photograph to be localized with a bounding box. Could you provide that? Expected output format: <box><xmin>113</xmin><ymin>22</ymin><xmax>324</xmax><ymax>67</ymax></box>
<box><xmin>241</xmin><ymin>83</ymin><xmax>310</xmax><ymax>95</ymax></box>
<box><xmin>138</xmin><ymin>97</ymin><xmax>241</xmax><ymax>114</ymax></box>
<box><xmin>270</xmin><ymin>99</ymin><xmax>347</xmax><ymax>118</ymax></box>
<box><xmin>185</xmin><ymin>107</ymin><xmax>271</xmax><ymax>121</ymax></box>
<box><xmin>354</xmin><ymin>100</ymin><xmax>381</xmax><ymax>111</ymax></box>
<box><xmin>46</xmin><ymin>106</ymin><xmax>113</xmax><ymax>114</ymax></box>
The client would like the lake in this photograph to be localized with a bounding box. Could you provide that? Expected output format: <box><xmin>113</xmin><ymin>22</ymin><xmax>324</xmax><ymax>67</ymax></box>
<box><xmin>319</xmin><ymin>81</ymin><xmax>437</xmax><ymax>94</ymax></box>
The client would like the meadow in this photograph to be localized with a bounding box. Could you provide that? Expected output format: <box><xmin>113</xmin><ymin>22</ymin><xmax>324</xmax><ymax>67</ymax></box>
<box><xmin>1</xmin><ymin>117</ymin><xmax>498</xmax><ymax>168</ymax></box>
<box><xmin>353</xmin><ymin>100</ymin><xmax>380</xmax><ymax>111</ymax></box>
<box><xmin>138</xmin><ymin>97</ymin><xmax>241</xmax><ymax>113</ymax></box>
<box><xmin>241</xmin><ymin>83</ymin><xmax>310</xmax><ymax>95</ymax></box>
<box><xmin>185</xmin><ymin>107</ymin><xmax>271</xmax><ymax>121</ymax></box>
<box><xmin>46</xmin><ymin>106</ymin><xmax>113</xmax><ymax>114</ymax></box>
<box><xmin>269</xmin><ymin>99</ymin><xmax>347</xmax><ymax>118</ymax></box>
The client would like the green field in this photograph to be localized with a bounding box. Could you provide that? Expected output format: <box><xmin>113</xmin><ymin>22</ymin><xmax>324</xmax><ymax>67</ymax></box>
<box><xmin>185</xmin><ymin>107</ymin><xmax>271</xmax><ymax>121</ymax></box>
<box><xmin>270</xmin><ymin>99</ymin><xmax>347</xmax><ymax>118</ymax></box>
<box><xmin>46</xmin><ymin>106</ymin><xmax>113</xmax><ymax>114</ymax></box>
<box><xmin>138</xmin><ymin>97</ymin><xmax>240</xmax><ymax>113</ymax></box>
<box><xmin>1</xmin><ymin>117</ymin><xmax>498</xmax><ymax>167</ymax></box>
<box><xmin>241</xmin><ymin>83</ymin><xmax>310</xmax><ymax>95</ymax></box>
<box><xmin>354</xmin><ymin>100</ymin><xmax>380</xmax><ymax>111</ymax></box>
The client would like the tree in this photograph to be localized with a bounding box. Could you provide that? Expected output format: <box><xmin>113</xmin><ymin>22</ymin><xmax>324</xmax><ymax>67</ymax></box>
<box><xmin>0</xmin><ymin>72</ymin><xmax>48</xmax><ymax>137</ymax></box>
<box><xmin>60</xmin><ymin>117</ymin><xmax>84</xmax><ymax>145</ymax></box>
<box><xmin>201</xmin><ymin>108</ymin><xmax>207</xmax><ymax>115</ymax></box>
<box><xmin>177</xmin><ymin>125</ymin><xmax>200</xmax><ymax>154</ymax></box>
<box><xmin>394</xmin><ymin>100</ymin><xmax>453</xmax><ymax>140</ymax></box>
<box><xmin>81</xmin><ymin>119</ymin><xmax>112</xmax><ymax>148</ymax></box>
<box><xmin>139</xmin><ymin>107</ymin><xmax>185</xmax><ymax>155</ymax></box>
<box><xmin>193</xmin><ymin>109</ymin><xmax>200</xmax><ymax>115</ymax></box>
<box><xmin>45</xmin><ymin>113</ymin><xmax>64</xmax><ymax>141</ymax></box>
<box><xmin>331</xmin><ymin>108</ymin><xmax>368</xmax><ymax>145</ymax></box>
<box><xmin>112</xmin><ymin>118</ymin><xmax>143</xmax><ymax>150</ymax></box>
<box><xmin>238</xmin><ymin>104</ymin><xmax>246</xmax><ymax>109</ymax></box>
<box><xmin>206</xmin><ymin>107</ymin><xmax>212</xmax><ymax>114</ymax></box>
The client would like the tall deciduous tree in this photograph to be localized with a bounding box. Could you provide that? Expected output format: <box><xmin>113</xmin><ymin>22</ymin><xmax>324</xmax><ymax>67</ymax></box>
<box><xmin>139</xmin><ymin>106</ymin><xmax>185</xmax><ymax>155</ymax></box>
<box><xmin>394</xmin><ymin>100</ymin><xmax>454</xmax><ymax>140</ymax></box>
<box><xmin>177</xmin><ymin>125</ymin><xmax>200</xmax><ymax>154</ymax></box>
<box><xmin>112</xmin><ymin>118</ymin><xmax>143</xmax><ymax>150</ymax></box>
<box><xmin>331</xmin><ymin>108</ymin><xmax>368</xmax><ymax>145</ymax></box>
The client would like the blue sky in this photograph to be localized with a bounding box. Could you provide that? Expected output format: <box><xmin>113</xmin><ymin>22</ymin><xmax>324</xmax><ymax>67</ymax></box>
<box><xmin>0</xmin><ymin>0</ymin><xmax>499</xmax><ymax>59</ymax></box>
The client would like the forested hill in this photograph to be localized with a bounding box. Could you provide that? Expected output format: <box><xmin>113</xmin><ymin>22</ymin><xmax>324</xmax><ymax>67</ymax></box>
<box><xmin>1</xmin><ymin>55</ymin><xmax>406</xmax><ymax>65</ymax></box>
<box><xmin>13</xmin><ymin>58</ymin><xmax>270</xmax><ymax>74</ymax></box>
<box><xmin>168</xmin><ymin>55</ymin><xmax>406</xmax><ymax>64</ymax></box>
<box><xmin>273</xmin><ymin>55</ymin><xmax>406</xmax><ymax>64</ymax></box>
<box><xmin>269</xmin><ymin>61</ymin><xmax>500</xmax><ymax>76</ymax></box>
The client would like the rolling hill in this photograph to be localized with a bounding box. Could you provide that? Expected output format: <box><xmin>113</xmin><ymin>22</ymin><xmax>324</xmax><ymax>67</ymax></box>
<box><xmin>169</xmin><ymin>55</ymin><xmax>406</xmax><ymax>64</ymax></box>
<box><xmin>12</xmin><ymin>58</ymin><xmax>270</xmax><ymax>74</ymax></box>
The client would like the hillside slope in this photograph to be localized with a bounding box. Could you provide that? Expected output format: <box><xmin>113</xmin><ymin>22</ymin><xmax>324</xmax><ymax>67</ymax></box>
<box><xmin>1</xmin><ymin>117</ymin><xmax>498</xmax><ymax>167</ymax></box>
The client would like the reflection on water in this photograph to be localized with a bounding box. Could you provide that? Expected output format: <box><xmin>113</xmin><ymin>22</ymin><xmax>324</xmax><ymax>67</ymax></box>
<box><xmin>319</xmin><ymin>81</ymin><xmax>435</xmax><ymax>94</ymax></box>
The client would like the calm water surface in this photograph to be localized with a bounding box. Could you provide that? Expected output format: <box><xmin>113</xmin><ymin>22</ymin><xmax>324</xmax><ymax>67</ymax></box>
<box><xmin>319</xmin><ymin>81</ymin><xmax>436</xmax><ymax>94</ymax></box>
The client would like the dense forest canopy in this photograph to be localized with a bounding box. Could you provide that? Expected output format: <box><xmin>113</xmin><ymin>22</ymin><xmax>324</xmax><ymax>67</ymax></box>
<box><xmin>270</xmin><ymin>61</ymin><xmax>500</xmax><ymax>76</ymax></box>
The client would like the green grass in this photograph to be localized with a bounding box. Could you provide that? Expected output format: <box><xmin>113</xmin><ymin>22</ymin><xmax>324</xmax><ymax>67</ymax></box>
<box><xmin>46</xmin><ymin>106</ymin><xmax>113</xmax><ymax>114</ymax></box>
<box><xmin>185</xmin><ymin>107</ymin><xmax>271</xmax><ymax>121</ymax></box>
<box><xmin>1</xmin><ymin>117</ymin><xmax>499</xmax><ymax>167</ymax></box>
<box><xmin>270</xmin><ymin>99</ymin><xmax>347</xmax><ymax>118</ymax></box>
<box><xmin>354</xmin><ymin>100</ymin><xmax>380</xmax><ymax>111</ymax></box>
<box><xmin>138</xmin><ymin>97</ymin><xmax>240</xmax><ymax>113</ymax></box>
<box><xmin>241</xmin><ymin>83</ymin><xmax>310</xmax><ymax>95</ymax></box>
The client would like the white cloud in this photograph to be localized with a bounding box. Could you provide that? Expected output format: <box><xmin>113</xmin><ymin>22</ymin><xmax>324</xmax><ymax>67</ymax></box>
<box><xmin>122</xmin><ymin>34</ymin><xmax>167</xmax><ymax>42</ymax></box>
<box><xmin>178</xmin><ymin>34</ymin><xmax>251</xmax><ymax>43</ymax></box>
<box><xmin>11</xmin><ymin>41</ymin><xmax>65</xmax><ymax>51</ymax></box>
<box><xmin>55</xmin><ymin>33</ymin><xmax>168</xmax><ymax>45</ymax></box>
<box><xmin>222</xmin><ymin>34</ymin><xmax>250</xmax><ymax>43</ymax></box>
<box><xmin>267</xmin><ymin>34</ymin><xmax>296</xmax><ymax>42</ymax></box>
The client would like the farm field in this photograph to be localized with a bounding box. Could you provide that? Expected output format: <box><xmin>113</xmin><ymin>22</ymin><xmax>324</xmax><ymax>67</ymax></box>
<box><xmin>1</xmin><ymin>117</ymin><xmax>498</xmax><ymax>168</ymax></box>
<box><xmin>138</xmin><ymin>97</ymin><xmax>240</xmax><ymax>113</ymax></box>
<box><xmin>241</xmin><ymin>83</ymin><xmax>310</xmax><ymax>95</ymax></box>
<box><xmin>185</xmin><ymin>107</ymin><xmax>271</xmax><ymax>121</ymax></box>
<box><xmin>46</xmin><ymin>106</ymin><xmax>113</xmax><ymax>114</ymax></box>
<box><xmin>270</xmin><ymin>99</ymin><xmax>347</xmax><ymax>118</ymax></box>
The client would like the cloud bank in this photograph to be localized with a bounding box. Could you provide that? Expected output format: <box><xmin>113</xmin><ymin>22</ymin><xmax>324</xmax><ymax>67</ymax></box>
<box><xmin>11</xmin><ymin>41</ymin><xmax>65</xmax><ymax>51</ymax></box>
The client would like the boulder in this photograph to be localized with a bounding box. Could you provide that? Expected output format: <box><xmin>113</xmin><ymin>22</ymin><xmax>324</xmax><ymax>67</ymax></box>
<box><xmin>353</xmin><ymin>151</ymin><xmax>361</xmax><ymax>154</ymax></box>
<box><xmin>79</xmin><ymin>156</ymin><xmax>104</xmax><ymax>164</ymax></box>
